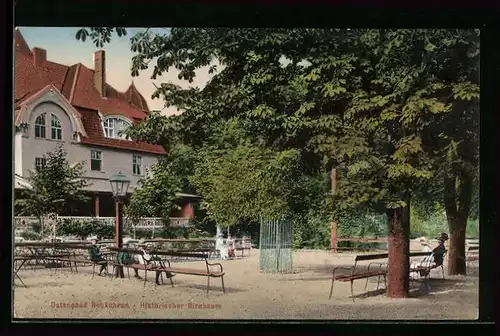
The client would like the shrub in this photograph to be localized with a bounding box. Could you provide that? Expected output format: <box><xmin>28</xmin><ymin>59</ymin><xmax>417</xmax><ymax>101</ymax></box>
<box><xmin>56</xmin><ymin>218</ymin><xmax>115</xmax><ymax>240</ymax></box>
<box><xmin>19</xmin><ymin>230</ymin><xmax>42</xmax><ymax>241</ymax></box>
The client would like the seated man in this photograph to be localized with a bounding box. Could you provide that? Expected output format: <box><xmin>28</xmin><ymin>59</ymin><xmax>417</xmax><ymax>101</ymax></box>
<box><xmin>88</xmin><ymin>239</ymin><xmax>108</xmax><ymax>276</ymax></box>
<box><xmin>116</xmin><ymin>245</ymin><xmax>142</xmax><ymax>279</ymax></box>
<box><xmin>419</xmin><ymin>233</ymin><xmax>448</xmax><ymax>277</ymax></box>
<box><xmin>137</xmin><ymin>243</ymin><xmax>174</xmax><ymax>285</ymax></box>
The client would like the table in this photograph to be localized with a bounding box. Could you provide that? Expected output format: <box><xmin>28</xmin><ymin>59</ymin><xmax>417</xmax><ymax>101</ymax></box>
<box><xmin>14</xmin><ymin>257</ymin><xmax>30</xmax><ymax>288</ymax></box>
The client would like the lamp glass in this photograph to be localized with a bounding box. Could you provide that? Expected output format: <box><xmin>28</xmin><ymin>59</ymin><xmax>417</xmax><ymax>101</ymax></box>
<box><xmin>109</xmin><ymin>171</ymin><xmax>130</xmax><ymax>198</ymax></box>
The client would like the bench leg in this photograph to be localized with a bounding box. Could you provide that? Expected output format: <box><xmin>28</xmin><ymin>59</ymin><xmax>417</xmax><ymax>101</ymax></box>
<box><xmin>221</xmin><ymin>275</ymin><xmax>225</xmax><ymax>294</ymax></box>
<box><xmin>329</xmin><ymin>278</ymin><xmax>335</xmax><ymax>300</ymax></box>
<box><xmin>206</xmin><ymin>276</ymin><xmax>210</xmax><ymax>295</ymax></box>
<box><xmin>441</xmin><ymin>265</ymin><xmax>445</xmax><ymax>279</ymax></box>
<box><xmin>350</xmin><ymin>280</ymin><xmax>355</xmax><ymax>302</ymax></box>
<box><xmin>74</xmin><ymin>261</ymin><xmax>78</xmax><ymax>273</ymax></box>
<box><xmin>169</xmin><ymin>274</ymin><xmax>174</xmax><ymax>288</ymax></box>
<box><xmin>143</xmin><ymin>270</ymin><xmax>147</xmax><ymax>288</ymax></box>
<box><xmin>92</xmin><ymin>264</ymin><xmax>96</xmax><ymax>279</ymax></box>
<box><xmin>376</xmin><ymin>275</ymin><xmax>381</xmax><ymax>291</ymax></box>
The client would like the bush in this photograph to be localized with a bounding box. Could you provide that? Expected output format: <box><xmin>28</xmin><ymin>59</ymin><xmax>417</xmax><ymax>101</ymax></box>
<box><xmin>19</xmin><ymin>230</ymin><xmax>42</xmax><ymax>241</ymax></box>
<box><xmin>337</xmin><ymin>211</ymin><xmax>388</xmax><ymax>239</ymax></box>
<box><xmin>56</xmin><ymin>218</ymin><xmax>114</xmax><ymax>240</ymax></box>
<box><xmin>293</xmin><ymin>211</ymin><xmax>331</xmax><ymax>250</ymax></box>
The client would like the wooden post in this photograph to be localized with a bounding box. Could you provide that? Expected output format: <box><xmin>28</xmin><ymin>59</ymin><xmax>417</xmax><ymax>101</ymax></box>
<box><xmin>330</xmin><ymin>168</ymin><xmax>337</xmax><ymax>253</ymax></box>
<box><xmin>94</xmin><ymin>194</ymin><xmax>100</xmax><ymax>217</ymax></box>
<box><xmin>114</xmin><ymin>198</ymin><xmax>124</xmax><ymax>278</ymax></box>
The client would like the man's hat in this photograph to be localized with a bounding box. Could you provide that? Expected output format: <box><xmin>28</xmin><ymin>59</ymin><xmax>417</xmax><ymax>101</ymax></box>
<box><xmin>436</xmin><ymin>232</ymin><xmax>449</xmax><ymax>242</ymax></box>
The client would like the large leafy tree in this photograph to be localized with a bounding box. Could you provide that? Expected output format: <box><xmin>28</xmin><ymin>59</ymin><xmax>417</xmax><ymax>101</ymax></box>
<box><xmin>15</xmin><ymin>146</ymin><xmax>90</xmax><ymax>234</ymax></box>
<box><xmin>125</xmin><ymin>156</ymin><xmax>183</xmax><ymax>222</ymax></box>
<box><xmin>76</xmin><ymin>28</ymin><xmax>479</xmax><ymax>295</ymax></box>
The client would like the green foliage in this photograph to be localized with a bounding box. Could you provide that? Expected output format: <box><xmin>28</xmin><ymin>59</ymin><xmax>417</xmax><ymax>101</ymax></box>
<box><xmin>76</xmin><ymin>28</ymin><xmax>479</xmax><ymax>252</ymax></box>
<box><xmin>128</xmin><ymin>228</ymin><xmax>153</xmax><ymax>239</ymax></box>
<box><xmin>125</xmin><ymin>157</ymin><xmax>182</xmax><ymax>221</ymax></box>
<box><xmin>292</xmin><ymin>211</ymin><xmax>331</xmax><ymax>249</ymax></box>
<box><xmin>56</xmin><ymin>218</ymin><xmax>114</xmax><ymax>240</ymax></box>
<box><xmin>15</xmin><ymin>146</ymin><xmax>90</xmax><ymax>218</ymax></box>
<box><xmin>337</xmin><ymin>211</ymin><xmax>388</xmax><ymax>238</ymax></box>
<box><xmin>19</xmin><ymin>230</ymin><xmax>42</xmax><ymax>241</ymax></box>
<box><xmin>75</xmin><ymin>27</ymin><xmax>127</xmax><ymax>48</ymax></box>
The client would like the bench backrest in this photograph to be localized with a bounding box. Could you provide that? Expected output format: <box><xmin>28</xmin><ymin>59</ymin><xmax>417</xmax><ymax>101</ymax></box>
<box><xmin>468</xmin><ymin>246</ymin><xmax>479</xmax><ymax>252</ymax></box>
<box><xmin>409</xmin><ymin>251</ymin><xmax>432</xmax><ymax>258</ymax></box>
<box><xmin>150</xmin><ymin>251</ymin><xmax>209</xmax><ymax>259</ymax></box>
<box><xmin>355</xmin><ymin>251</ymin><xmax>433</xmax><ymax>263</ymax></box>
<box><xmin>108</xmin><ymin>247</ymin><xmax>143</xmax><ymax>255</ymax></box>
<box><xmin>354</xmin><ymin>253</ymin><xmax>388</xmax><ymax>262</ymax></box>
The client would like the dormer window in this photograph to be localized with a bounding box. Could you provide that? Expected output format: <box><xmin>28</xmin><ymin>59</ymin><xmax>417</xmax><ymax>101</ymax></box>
<box><xmin>102</xmin><ymin>117</ymin><xmax>132</xmax><ymax>140</ymax></box>
<box><xmin>34</xmin><ymin>113</ymin><xmax>46</xmax><ymax>138</ymax></box>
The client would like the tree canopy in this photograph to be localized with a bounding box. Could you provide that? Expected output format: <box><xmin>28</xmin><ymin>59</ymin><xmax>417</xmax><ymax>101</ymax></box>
<box><xmin>76</xmin><ymin>27</ymin><xmax>479</xmax><ymax>283</ymax></box>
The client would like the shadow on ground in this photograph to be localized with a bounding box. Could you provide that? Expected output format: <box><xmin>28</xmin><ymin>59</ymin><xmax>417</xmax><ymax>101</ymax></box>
<box><xmin>170</xmin><ymin>283</ymin><xmax>245</xmax><ymax>294</ymax></box>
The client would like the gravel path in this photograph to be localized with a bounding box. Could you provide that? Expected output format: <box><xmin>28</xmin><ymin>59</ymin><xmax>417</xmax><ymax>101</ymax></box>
<box><xmin>13</xmin><ymin>250</ymin><xmax>478</xmax><ymax>320</ymax></box>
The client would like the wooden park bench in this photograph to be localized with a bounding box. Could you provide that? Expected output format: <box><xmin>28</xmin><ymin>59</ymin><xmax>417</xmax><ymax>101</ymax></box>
<box><xmin>234</xmin><ymin>238</ymin><xmax>252</xmax><ymax>258</ymax></box>
<box><xmin>107</xmin><ymin>247</ymin><xmax>151</xmax><ymax>282</ymax></box>
<box><xmin>329</xmin><ymin>251</ymin><xmax>445</xmax><ymax>301</ymax></box>
<box><xmin>329</xmin><ymin>253</ymin><xmax>389</xmax><ymax>302</ymax></box>
<box><xmin>460</xmin><ymin>245</ymin><xmax>479</xmax><ymax>266</ymax></box>
<box><xmin>150</xmin><ymin>250</ymin><xmax>226</xmax><ymax>294</ymax></box>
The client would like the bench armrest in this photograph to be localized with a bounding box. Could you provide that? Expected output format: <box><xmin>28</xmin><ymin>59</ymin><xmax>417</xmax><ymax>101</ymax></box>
<box><xmin>206</xmin><ymin>261</ymin><xmax>224</xmax><ymax>273</ymax></box>
<box><xmin>332</xmin><ymin>266</ymin><xmax>354</xmax><ymax>278</ymax></box>
<box><xmin>367</xmin><ymin>262</ymin><xmax>387</xmax><ymax>273</ymax></box>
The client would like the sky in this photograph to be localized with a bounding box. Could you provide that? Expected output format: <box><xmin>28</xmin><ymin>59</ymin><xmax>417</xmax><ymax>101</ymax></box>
<box><xmin>18</xmin><ymin>27</ymin><xmax>214</xmax><ymax>116</ymax></box>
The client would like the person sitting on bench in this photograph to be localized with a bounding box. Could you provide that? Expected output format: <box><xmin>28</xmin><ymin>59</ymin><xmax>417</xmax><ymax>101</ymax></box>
<box><xmin>137</xmin><ymin>242</ymin><xmax>174</xmax><ymax>285</ymax></box>
<box><xmin>227</xmin><ymin>235</ymin><xmax>235</xmax><ymax>259</ymax></box>
<box><xmin>419</xmin><ymin>233</ymin><xmax>448</xmax><ymax>277</ymax></box>
<box><xmin>117</xmin><ymin>244</ymin><xmax>142</xmax><ymax>279</ymax></box>
<box><xmin>89</xmin><ymin>239</ymin><xmax>108</xmax><ymax>276</ymax></box>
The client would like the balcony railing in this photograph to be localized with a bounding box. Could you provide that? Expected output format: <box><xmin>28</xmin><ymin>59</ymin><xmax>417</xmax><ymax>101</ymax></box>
<box><xmin>14</xmin><ymin>216</ymin><xmax>191</xmax><ymax>231</ymax></box>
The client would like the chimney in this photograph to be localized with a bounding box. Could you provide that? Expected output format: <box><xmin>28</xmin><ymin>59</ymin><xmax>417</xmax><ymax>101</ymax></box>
<box><xmin>32</xmin><ymin>47</ymin><xmax>46</xmax><ymax>67</ymax></box>
<box><xmin>93</xmin><ymin>50</ymin><xmax>106</xmax><ymax>97</ymax></box>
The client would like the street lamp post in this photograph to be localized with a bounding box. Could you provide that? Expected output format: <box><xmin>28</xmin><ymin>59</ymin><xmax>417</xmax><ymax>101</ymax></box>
<box><xmin>109</xmin><ymin>171</ymin><xmax>130</xmax><ymax>278</ymax></box>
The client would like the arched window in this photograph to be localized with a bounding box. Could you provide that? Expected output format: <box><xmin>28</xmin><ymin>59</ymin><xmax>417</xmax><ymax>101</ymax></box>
<box><xmin>51</xmin><ymin>114</ymin><xmax>62</xmax><ymax>140</ymax></box>
<box><xmin>102</xmin><ymin>117</ymin><xmax>132</xmax><ymax>140</ymax></box>
<box><xmin>34</xmin><ymin>113</ymin><xmax>46</xmax><ymax>138</ymax></box>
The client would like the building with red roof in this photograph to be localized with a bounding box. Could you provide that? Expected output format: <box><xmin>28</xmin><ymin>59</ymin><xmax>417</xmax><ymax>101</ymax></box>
<box><xmin>14</xmin><ymin>28</ymin><xmax>198</xmax><ymax>220</ymax></box>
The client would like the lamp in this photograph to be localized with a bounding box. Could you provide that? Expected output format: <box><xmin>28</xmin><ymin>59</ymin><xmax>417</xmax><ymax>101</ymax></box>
<box><xmin>109</xmin><ymin>171</ymin><xmax>130</xmax><ymax>199</ymax></box>
<box><xmin>109</xmin><ymin>171</ymin><xmax>130</xmax><ymax>278</ymax></box>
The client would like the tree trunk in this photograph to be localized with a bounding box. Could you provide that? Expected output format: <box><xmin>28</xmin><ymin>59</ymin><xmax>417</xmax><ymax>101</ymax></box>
<box><xmin>444</xmin><ymin>172</ymin><xmax>472</xmax><ymax>276</ymax></box>
<box><xmin>386</xmin><ymin>205</ymin><xmax>410</xmax><ymax>298</ymax></box>
<box><xmin>447</xmin><ymin>219</ymin><xmax>467</xmax><ymax>275</ymax></box>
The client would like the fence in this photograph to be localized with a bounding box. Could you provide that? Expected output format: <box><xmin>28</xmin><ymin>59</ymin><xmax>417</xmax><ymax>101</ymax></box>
<box><xmin>259</xmin><ymin>217</ymin><xmax>293</xmax><ymax>273</ymax></box>
<box><xmin>14</xmin><ymin>216</ymin><xmax>192</xmax><ymax>234</ymax></box>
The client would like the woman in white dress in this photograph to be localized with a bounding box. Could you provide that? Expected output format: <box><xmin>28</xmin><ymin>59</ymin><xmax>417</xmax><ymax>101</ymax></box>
<box><xmin>216</xmin><ymin>235</ymin><xmax>228</xmax><ymax>260</ymax></box>
<box><xmin>227</xmin><ymin>235</ymin><xmax>235</xmax><ymax>259</ymax></box>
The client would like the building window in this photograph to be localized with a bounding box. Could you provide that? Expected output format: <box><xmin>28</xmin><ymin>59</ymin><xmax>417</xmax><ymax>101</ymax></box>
<box><xmin>133</xmin><ymin>155</ymin><xmax>142</xmax><ymax>175</ymax></box>
<box><xmin>51</xmin><ymin>114</ymin><xmax>62</xmax><ymax>140</ymax></box>
<box><xmin>91</xmin><ymin>150</ymin><xmax>102</xmax><ymax>171</ymax></box>
<box><xmin>35</xmin><ymin>157</ymin><xmax>46</xmax><ymax>171</ymax></box>
<box><xmin>34</xmin><ymin>114</ymin><xmax>46</xmax><ymax>138</ymax></box>
<box><xmin>102</xmin><ymin>117</ymin><xmax>132</xmax><ymax>140</ymax></box>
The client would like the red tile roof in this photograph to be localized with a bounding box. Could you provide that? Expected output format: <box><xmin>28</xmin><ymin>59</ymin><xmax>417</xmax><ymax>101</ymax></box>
<box><xmin>15</xmin><ymin>28</ymin><xmax>31</xmax><ymax>55</ymax></box>
<box><xmin>14</xmin><ymin>29</ymin><xmax>165</xmax><ymax>155</ymax></box>
<box><xmin>77</xmin><ymin>107</ymin><xmax>166</xmax><ymax>154</ymax></box>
